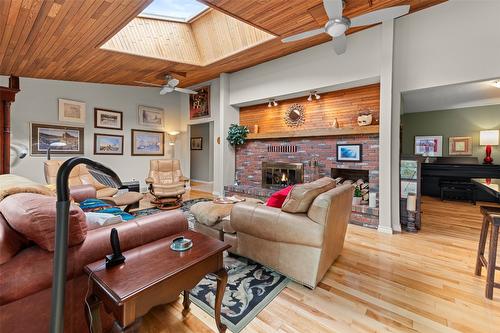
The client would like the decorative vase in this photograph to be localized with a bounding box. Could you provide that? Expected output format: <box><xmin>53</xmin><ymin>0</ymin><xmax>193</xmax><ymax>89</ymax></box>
<box><xmin>253</xmin><ymin>124</ymin><xmax>259</xmax><ymax>133</ymax></box>
<box><xmin>332</xmin><ymin>118</ymin><xmax>339</xmax><ymax>128</ymax></box>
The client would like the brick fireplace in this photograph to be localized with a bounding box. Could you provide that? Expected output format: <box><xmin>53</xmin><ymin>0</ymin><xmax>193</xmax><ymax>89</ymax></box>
<box><xmin>225</xmin><ymin>134</ymin><xmax>380</xmax><ymax>228</ymax></box>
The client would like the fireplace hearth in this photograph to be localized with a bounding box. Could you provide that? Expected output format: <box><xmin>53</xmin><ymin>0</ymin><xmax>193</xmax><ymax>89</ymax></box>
<box><xmin>262</xmin><ymin>161</ymin><xmax>304</xmax><ymax>189</ymax></box>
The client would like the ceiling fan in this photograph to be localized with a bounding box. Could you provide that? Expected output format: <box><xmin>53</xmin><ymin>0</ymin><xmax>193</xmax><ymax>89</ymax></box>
<box><xmin>282</xmin><ymin>0</ymin><xmax>410</xmax><ymax>55</ymax></box>
<box><xmin>134</xmin><ymin>75</ymin><xmax>198</xmax><ymax>95</ymax></box>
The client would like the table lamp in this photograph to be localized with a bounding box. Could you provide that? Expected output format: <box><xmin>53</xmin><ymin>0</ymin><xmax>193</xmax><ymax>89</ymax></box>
<box><xmin>480</xmin><ymin>130</ymin><xmax>499</xmax><ymax>164</ymax></box>
<box><xmin>50</xmin><ymin>157</ymin><xmax>122</xmax><ymax>333</ymax></box>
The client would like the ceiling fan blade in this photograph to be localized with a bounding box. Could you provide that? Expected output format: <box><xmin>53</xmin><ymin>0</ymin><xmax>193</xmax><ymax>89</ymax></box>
<box><xmin>282</xmin><ymin>28</ymin><xmax>325</xmax><ymax>43</ymax></box>
<box><xmin>174</xmin><ymin>87</ymin><xmax>198</xmax><ymax>94</ymax></box>
<box><xmin>332</xmin><ymin>33</ymin><xmax>347</xmax><ymax>55</ymax></box>
<box><xmin>350</xmin><ymin>5</ymin><xmax>410</xmax><ymax>27</ymax></box>
<box><xmin>134</xmin><ymin>81</ymin><xmax>162</xmax><ymax>87</ymax></box>
<box><xmin>160</xmin><ymin>86</ymin><xmax>174</xmax><ymax>95</ymax></box>
<box><xmin>168</xmin><ymin>78</ymin><xmax>180</xmax><ymax>87</ymax></box>
<box><xmin>323</xmin><ymin>0</ymin><xmax>343</xmax><ymax>19</ymax></box>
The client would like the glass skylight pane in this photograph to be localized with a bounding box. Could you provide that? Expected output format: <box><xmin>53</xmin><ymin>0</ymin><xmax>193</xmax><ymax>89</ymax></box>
<box><xmin>141</xmin><ymin>0</ymin><xmax>208</xmax><ymax>21</ymax></box>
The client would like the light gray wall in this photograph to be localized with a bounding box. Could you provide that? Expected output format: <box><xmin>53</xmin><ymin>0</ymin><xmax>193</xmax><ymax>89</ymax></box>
<box><xmin>190</xmin><ymin>122</ymin><xmax>212</xmax><ymax>182</ymax></box>
<box><xmin>2</xmin><ymin>76</ymin><xmax>183</xmax><ymax>184</ymax></box>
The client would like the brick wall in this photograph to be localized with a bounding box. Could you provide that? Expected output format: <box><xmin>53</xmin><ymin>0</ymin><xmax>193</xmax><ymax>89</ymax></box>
<box><xmin>234</xmin><ymin>134</ymin><xmax>380</xmax><ymax>228</ymax></box>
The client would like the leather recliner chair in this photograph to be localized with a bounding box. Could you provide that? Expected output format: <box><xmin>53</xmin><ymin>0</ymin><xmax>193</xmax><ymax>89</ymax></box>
<box><xmin>229</xmin><ymin>178</ymin><xmax>354</xmax><ymax>288</ymax></box>
<box><xmin>145</xmin><ymin>159</ymin><xmax>189</xmax><ymax>210</ymax></box>
<box><xmin>44</xmin><ymin>160</ymin><xmax>118</xmax><ymax>198</ymax></box>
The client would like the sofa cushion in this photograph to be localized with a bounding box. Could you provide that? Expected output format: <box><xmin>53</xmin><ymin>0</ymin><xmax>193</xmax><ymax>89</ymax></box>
<box><xmin>266</xmin><ymin>186</ymin><xmax>293</xmax><ymax>208</ymax></box>
<box><xmin>0</xmin><ymin>193</ymin><xmax>87</xmax><ymax>251</ymax></box>
<box><xmin>281</xmin><ymin>177</ymin><xmax>336</xmax><ymax>213</ymax></box>
<box><xmin>0</xmin><ymin>214</ymin><xmax>29</xmax><ymax>264</ymax></box>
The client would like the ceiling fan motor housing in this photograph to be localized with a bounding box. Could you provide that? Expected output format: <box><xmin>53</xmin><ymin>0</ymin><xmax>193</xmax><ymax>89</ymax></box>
<box><xmin>325</xmin><ymin>17</ymin><xmax>350</xmax><ymax>37</ymax></box>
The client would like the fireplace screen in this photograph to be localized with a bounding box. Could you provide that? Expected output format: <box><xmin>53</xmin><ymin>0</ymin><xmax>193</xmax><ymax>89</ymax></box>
<box><xmin>262</xmin><ymin>162</ymin><xmax>304</xmax><ymax>189</ymax></box>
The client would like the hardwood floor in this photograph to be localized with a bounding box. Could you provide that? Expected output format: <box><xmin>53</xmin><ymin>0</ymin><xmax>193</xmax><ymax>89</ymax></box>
<box><xmin>139</xmin><ymin>195</ymin><xmax>500</xmax><ymax>333</ymax></box>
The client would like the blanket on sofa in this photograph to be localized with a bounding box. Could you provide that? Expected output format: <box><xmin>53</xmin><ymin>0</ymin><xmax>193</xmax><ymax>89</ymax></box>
<box><xmin>0</xmin><ymin>174</ymin><xmax>54</xmax><ymax>201</ymax></box>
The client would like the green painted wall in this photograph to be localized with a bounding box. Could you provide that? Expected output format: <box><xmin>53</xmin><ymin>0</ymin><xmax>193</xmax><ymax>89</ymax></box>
<box><xmin>401</xmin><ymin>105</ymin><xmax>500</xmax><ymax>162</ymax></box>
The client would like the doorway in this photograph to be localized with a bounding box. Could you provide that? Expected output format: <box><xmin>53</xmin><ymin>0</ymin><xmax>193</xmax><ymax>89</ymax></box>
<box><xmin>189</xmin><ymin>122</ymin><xmax>214</xmax><ymax>194</ymax></box>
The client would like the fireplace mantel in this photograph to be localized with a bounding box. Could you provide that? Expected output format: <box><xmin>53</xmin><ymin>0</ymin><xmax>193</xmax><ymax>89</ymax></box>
<box><xmin>247</xmin><ymin>125</ymin><xmax>379</xmax><ymax>140</ymax></box>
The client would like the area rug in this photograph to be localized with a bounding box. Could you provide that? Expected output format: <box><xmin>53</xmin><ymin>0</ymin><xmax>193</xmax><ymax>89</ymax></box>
<box><xmin>190</xmin><ymin>254</ymin><xmax>289</xmax><ymax>333</ymax></box>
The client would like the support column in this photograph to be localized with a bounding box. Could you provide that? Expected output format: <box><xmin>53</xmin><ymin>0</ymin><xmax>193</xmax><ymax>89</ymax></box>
<box><xmin>0</xmin><ymin>76</ymin><xmax>19</xmax><ymax>175</ymax></box>
<box><xmin>378</xmin><ymin>20</ymin><xmax>395</xmax><ymax>234</ymax></box>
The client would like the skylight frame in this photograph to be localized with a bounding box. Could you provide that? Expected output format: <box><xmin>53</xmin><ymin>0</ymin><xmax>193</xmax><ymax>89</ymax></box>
<box><xmin>139</xmin><ymin>0</ymin><xmax>209</xmax><ymax>23</ymax></box>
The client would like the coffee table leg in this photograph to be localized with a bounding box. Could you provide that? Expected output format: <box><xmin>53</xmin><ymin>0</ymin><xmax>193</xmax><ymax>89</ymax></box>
<box><xmin>214</xmin><ymin>268</ymin><xmax>228</xmax><ymax>333</ymax></box>
<box><xmin>85</xmin><ymin>294</ymin><xmax>103</xmax><ymax>333</ymax></box>
<box><xmin>182</xmin><ymin>290</ymin><xmax>191</xmax><ymax>316</ymax></box>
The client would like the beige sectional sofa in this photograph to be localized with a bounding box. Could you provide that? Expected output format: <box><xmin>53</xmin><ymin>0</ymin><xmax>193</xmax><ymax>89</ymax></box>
<box><xmin>229</xmin><ymin>177</ymin><xmax>354</xmax><ymax>288</ymax></box>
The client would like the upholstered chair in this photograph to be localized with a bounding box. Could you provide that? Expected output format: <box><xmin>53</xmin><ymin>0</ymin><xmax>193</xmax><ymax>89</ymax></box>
<box><xmin>43</xmin><ymin>160</ymin><xmax>118</xmax><ymax>198</ymax></box>
<box><xmin>145</xmin><ymin>159</ymin><xmax>189</xmax><ymax>209</ymax></box>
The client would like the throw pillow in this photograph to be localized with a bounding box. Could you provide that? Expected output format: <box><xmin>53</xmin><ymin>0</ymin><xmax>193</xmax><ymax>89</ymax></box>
<box><xmin>281</xmin><ymin>177</ymin><xmax>336</xmax><ymax>213</ymax></box>
<box><xmin>0</xmin><ymin>193</ymin><xmax>87</xmax><ymax>251</ymax></box>
<box><xmin>266</xmin><ymin>186</ymin><xmax>293</xmax><ymax>208</ymax></box>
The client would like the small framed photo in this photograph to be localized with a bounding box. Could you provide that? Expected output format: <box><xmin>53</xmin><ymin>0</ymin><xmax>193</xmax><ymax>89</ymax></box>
<box><xmin>58</xmin><ymin>98</ymin><xmax>86</xmax><ymax>123</ymax></box>
<box><xmin>94</xmin><ymin>108</ymin><xmax>123</xmax><ymax>130</ymax></box>
<box><xmin>191</xmin><ymin>137</ymin><xmax>203</xmax><ymax>150</ymax></box>
<box><xmin>94</xmin><ymin>134</ymin><xmax>124</xmax><ymax>155</ymax></box>
<box><xmin>449</xmin><ymin>136</ymin><xmax>472</xmax><ymax>156</ymax></box>
<box><xmin>336</xmin><ymin>144</ymin><xmax>362</xmax><ymax>162</ymax></box>
<box><xmin>415</xmin><ymin>136</ymin><xmax>443</xmax><ymax>157</ymax></box>
<box><xmin>138</xmin><ymin>105</ymin><xmax>164</xmax><ymax>127</ymax></box>
<box><xmin>401</xmin><ymin>180</ymin><xmax>418</xmax><ymax>199</ymax></box>
<box><xmin>131</xmin><ymin>129</ymin><xmax>164</xmax><ymax>156</ymax></box>
<box><xmin>30</xmin><ymin>123</ymin><xmax>84</xmax><ymax>155</ymax></box>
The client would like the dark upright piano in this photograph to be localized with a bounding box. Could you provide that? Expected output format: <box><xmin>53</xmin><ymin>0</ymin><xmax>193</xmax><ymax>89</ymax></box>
<box><xmin>421</xmin><ymin>157</ymin><xmax>500</xmax><ymax>203</ymax></box>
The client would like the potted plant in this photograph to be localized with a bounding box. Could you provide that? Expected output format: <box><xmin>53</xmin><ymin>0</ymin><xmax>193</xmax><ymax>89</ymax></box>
<box><xmin>226</xmin><ymin>124</ymin><xmax>249</xmax><ymax>185</ymax></box>
<box><xmin>353</xmin><ymin>185</ymin><xmax>362</xmax><ymax>205</ymax></box>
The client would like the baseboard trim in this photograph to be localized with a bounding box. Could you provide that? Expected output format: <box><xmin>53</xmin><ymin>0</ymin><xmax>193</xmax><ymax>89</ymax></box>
<box><xmin>377</xmin><ymin>225</ymin><xmax>393</xmax><ymax>234</ymax></box>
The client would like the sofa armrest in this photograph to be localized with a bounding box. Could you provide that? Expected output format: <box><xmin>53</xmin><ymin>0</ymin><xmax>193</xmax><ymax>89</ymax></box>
<box><xmin>231</xmin><ymin>202</ymin><xmax>323</xmax><ymax>248</ymax></box>
<box><xmin>70</xmin><ymin>184</ymin><xmax>96</xmax><ymax>203</ymax></box>
<box><xmin>145</xmin><ymin>177</ymin><xmax>154</xmax><ymax>184</ymax></box>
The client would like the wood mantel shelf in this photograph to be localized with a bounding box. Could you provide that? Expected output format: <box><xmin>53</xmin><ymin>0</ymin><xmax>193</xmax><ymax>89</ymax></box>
<box><xmin>246</xmin><ymin>125</ymin><xmax>379</xmax><ymax>140</ymax></box>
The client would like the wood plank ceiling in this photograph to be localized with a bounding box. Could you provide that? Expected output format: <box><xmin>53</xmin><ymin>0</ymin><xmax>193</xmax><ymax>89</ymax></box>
<box><xmin>0</xmin><ymin>0</ymin><xmax>446</xmax><ymax>88</ymax></box>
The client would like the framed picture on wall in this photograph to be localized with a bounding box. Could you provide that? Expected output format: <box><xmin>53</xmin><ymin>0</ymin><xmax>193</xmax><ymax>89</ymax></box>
<box><xmin>449</xmin><ymin>136</ymin><xmax>472</xmax><ymax>155</ymax></box>
<box><xmin>414</xmin><ymin>136</ymin><xmax>443</xmax><ymax>157</ymax></box>
<box><xmin>189</xmin><ymin>86</ymin><xmax>210</xmax><ymax>120</ymax></box>
<box><xmin>191</xmin><ymin>137</ymin><xmax>203</xmax><ymax>150</ymax></box>
<box><xmin>131</xmin><ymin>129</ymin><xmax>164</xmax><ymax>156</ymax></box>
<box><xmin>30</xmin><ymin>123</ymin><xmax>84</xmax><ymax>155</ymax></box>
<box><xmin>94</xmin><ymin>108</ymin><xmax>123</xmax><ymax>130</ymax></box>
<box><xmin>94</xmin><ymin>134</ymin><xmax>124</xmax><ymax>155</ymax></box>
<box><xmin>138</xmin><ymin>105</ymin><xmax>164</xmax><ymax>127</ymax></box>
<box><xmin>58</xmin><ymin>98</ymin><xmax>86</xmax><ymax>123</ymax></box>
<box><xmin>336</xmin><ymin>144</ymin><xmax>362</xmax><ymax>162</ymax></box>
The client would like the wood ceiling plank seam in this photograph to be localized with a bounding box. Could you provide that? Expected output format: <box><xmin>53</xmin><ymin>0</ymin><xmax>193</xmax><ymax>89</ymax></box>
<box><xmin>2</xmin><ymin>0</ymin><xmax>36</xmax><ymax>73</ymax></box>
<box><xmin>197</xmin><ymin>0</ymin><xmax>277</xmax><ymax>36</ymax></box>
<box><xmin>31</xmin><ymin>0</ymin><xmax>99</xmax><ymax>75</ymax></box>
<box><xmin>53</xmin><ymin>0</ymin><xmax>128</xmax><ymax>72</ymax></box>
<box><xmin>0</xmin><ymin>0</ymin><xmax>24</xmax><ymax>68</ymax></box>
<box><xmin>93</xmin><ymin>0</ymin><xmax>152</xmax><ymax>49</ymax></box>
<box><xmin>11</xmin><ymin>0</ymin><xmax>67</xmax><ymax>73</ymax></box>
<box><xmin>0</xmin><ymin>0</ymin><xmax>13</xmax><ymax>47</ymax></box>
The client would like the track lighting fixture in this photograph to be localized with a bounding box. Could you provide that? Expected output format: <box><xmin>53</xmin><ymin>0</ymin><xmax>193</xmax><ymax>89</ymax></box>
<box><xmin>273</xmin><ymin>100</ymin><xmax>278</xmax><ymax>107</ymax></box>
<box><xmin>314</xmin><ymin>91</ymin><xmax>321</xmax><ymax>100</ymax></box>
<box><xmin>268</xmin><ymin>100</ymin><xmax>272</xmax><ymax>108</ymax></box>
<box><xmin>307</xmin><ymin>93</ymin><xmax>313</xmax><ymax>102</ymax></box>
<box><xmin>307</xmin><ymin>91</ymin><xmax>320</xmax><ymax>101</ymax></box>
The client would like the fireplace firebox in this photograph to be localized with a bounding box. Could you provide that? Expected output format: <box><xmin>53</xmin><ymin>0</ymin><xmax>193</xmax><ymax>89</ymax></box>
<box><xmin>262</xmin><ymin>161</ymin><xmax>304</xmax><ymax>189</ymax></box>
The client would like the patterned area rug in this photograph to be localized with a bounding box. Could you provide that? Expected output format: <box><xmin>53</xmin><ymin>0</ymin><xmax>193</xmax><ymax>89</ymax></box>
<box><xmin>133</xmin><ymin>198</ymin><xmax>290</xmax><ymax>332</ymax></box>
<box><xmin>190</xmin><ymin>254</ymin><xmax>289</xmax><ymax>333</ymax></box>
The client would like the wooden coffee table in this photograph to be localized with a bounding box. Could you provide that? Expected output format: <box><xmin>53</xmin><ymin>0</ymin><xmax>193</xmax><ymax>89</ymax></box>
<box><xmin>84</xmin><ymin>231</ymin><xmax>231</xmax><ymax>333</ymax></box>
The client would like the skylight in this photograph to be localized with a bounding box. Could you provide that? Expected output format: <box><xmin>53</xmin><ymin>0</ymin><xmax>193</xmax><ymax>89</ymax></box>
<box><xmin>141</xmin><ymin>0</ymin><xmax>208</xmax><ymax>21</ymax></box>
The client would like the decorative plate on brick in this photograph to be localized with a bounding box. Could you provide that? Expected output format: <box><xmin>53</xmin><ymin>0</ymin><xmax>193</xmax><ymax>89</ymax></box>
<box><xmin>284</xmin><ymin>103</ymin><xmax>305</xmax><ymax>127</ymax></box>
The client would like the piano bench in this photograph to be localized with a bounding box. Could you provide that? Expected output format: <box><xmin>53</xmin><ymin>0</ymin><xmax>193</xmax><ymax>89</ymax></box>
<box><xmin>439</xmin><ymin>181</ymin><xmax>476</xmax><ymax>205</ymax></box>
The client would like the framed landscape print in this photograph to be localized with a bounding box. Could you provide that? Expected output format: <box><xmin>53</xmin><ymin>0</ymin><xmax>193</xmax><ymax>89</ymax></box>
<box><xmin>58</xmin><ymin>98</ymin><xmax>86</xmax><ymax>123</ymax></box>
<box><xmin>336</xmin><ymin>144</ymin><xmax>362</xmax><ymax>162</ymax></box>
<box><xmin>189</xmin><ymin>86</ymin><xmax>210</xmax><ymax>120</ymax></box>
<box><xmin>94</xmin><ymin>134</ymin><xmax>124</xmax><ymax>155</ymax></box>
<box><xmin>131</xmin><ymin>129</ymin><xmax>164</xmax><ymax>156</ymax></box>
<box><xmin>414</xmin><ymin>136</ymin><xmax>443</xmax><ymax>157</ymax></box>
<box><xmin>449</xmin><ymin>136</ymin><xmax>472</xmax><ymax>156</ymax></box>
<box><xmin>30</xmin><ymin>123</ymin><xmax>84</xmax><ymax>155</ymax></box>
<box><xmin>191</xmin><ymin>137</ymin><xmax>203</xmax><ymax>150</ymax></box>
<box><xmin>94</xmin><ymin>108</ymin><xmax>123</xmax><ymax>130</ymax></box>
<box><xmin>138</xmin><ymin>105</ymin><xmax>164</xmax><ymax>127</ymax></box>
